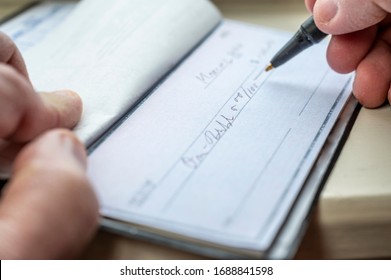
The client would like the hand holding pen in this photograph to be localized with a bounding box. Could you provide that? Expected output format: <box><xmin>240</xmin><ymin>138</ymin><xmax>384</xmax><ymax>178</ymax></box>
<box><xmin>269</xmin><ymin>0</ymin><xmax>391</xmax><ymax>108</ymax></box>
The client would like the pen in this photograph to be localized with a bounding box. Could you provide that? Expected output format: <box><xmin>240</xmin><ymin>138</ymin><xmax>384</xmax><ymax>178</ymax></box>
<box><xmin>265</xmin><ymin>16</ymin><xmax>327</xmax><ymax>71</ymax></box>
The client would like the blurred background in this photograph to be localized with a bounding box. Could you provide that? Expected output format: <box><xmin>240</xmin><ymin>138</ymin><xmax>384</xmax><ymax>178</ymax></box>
<box><xmin>0</xmin><ymin>0</ymin><xmax>310</xmax><ymax>32</ymax></box>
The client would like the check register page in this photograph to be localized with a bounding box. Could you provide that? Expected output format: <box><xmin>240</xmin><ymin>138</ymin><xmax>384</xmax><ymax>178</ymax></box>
<box><xmin>88</xmin><ymin>20</ymin><xmax>353</xmax><ymax>253</ymax></box>
<box><xmin>0</xmin><ymin>0</ymin><xmax>352</xmax><ymax>254</ymax></box>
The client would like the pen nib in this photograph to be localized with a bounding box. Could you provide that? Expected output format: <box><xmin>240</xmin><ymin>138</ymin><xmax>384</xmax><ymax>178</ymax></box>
<box><xmin>265</xmin><ymin>64</ymin><xmax>273</xmax><ymax>72</ymax></box>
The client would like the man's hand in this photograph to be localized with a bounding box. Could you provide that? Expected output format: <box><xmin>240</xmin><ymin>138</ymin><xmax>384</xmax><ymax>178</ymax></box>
<box><xmin>305</xmin><ymin>0</ymin><xmax>391</xmax><ymax>108</ymax></box>
<box><xmin>0</xmin><ymin>32</ymin><xmax>98</xmax><ymax>259</ymax></box>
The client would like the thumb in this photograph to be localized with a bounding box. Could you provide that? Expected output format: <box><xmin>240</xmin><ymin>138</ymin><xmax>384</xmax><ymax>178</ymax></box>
<box><xmin>313</xmin><ymin>0</ymin><xmax>391</xmax><ymax>34</ymax></box>
<box><xmin>10</xmin><ymin>90</ymin><xmax>83</xmax><ymax>143</ymax></box>
<box><xmin>0</xmin><ymin>129</ymin><xmax>98</xmax><ymax>259</ymax></box>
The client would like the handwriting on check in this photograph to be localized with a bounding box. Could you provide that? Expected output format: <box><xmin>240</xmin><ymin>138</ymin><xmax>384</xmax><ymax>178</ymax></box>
<box><xmin>195</xmin><ymin>44</ymin><xmax>243</xmax><ymax>88</ymax></box>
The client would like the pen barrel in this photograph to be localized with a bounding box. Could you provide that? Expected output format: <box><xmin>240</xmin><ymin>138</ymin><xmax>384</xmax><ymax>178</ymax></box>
<box><xmin>269</xmin><ymin>31</ymin><xmax>312</xmax><ymax>68</ymax></box>
<box><xmin>269</xmin><ymin>16</ymin><xmax>327</xmax><ymax>68</ymax></box>
<box><xmin>300</xmin><ymin>16</ymin><xmax>327</xmax><ymax>43</ymax></box>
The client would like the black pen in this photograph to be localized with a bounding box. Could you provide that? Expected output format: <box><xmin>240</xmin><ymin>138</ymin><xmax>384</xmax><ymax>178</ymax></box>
<box><xmin>265</xmin><ymin>16</ymin><xmax>327</xmax><ymax>71</ymax></box>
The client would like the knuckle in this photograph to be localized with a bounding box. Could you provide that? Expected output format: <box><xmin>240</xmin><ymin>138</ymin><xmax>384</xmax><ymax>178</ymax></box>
<box><xmin>0</xmin><ymin>32</ymin><xmax>17</xmax><ymax>63</ymax></box>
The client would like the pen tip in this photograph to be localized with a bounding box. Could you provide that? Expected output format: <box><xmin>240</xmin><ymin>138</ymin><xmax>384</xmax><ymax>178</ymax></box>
<box><xmin>265</xmin><ymin>64</ymin><xmax>273</xmax><ymax>72</ymax></box>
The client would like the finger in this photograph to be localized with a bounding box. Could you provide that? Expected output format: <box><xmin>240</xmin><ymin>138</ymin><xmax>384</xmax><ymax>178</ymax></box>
<box><xmin>352</xmin><ymin>38</ymin><xmax>391</xmax><ymax>108</ymax></box>
<box><xmin>0</xmin><ymin>32</ymin><xmax>29</xmax><ymax>79</ymax></box>
<box><xmin>304</xmin><ymin>0</ymin><xmax>317</xmax><ymax>13</ymax></box>
<box><xmin>326</xmin><ymin>26</ymin><xmax>377</xmax><ymax>73</ymax></box>
<box><xmin>312</xmin><ymin>0</ymin><xmax>391</xmax><ymax>34</ymax></box>
<box><xmin>0</xmin><ymin>140</ymin><xmax>23</xmax><ymax>179</ymax></box>
<box><xmin>0</xmin><ymin>129</ymin><xmax>98</xmax><ymax>259</ymax></box>
<box><xmin>0</xmin><ymin>64</ymin><xmax>82</xmax><ymax>142</ymax></box>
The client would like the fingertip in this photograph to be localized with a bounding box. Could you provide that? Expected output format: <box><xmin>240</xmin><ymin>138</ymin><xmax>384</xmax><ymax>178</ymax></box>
<box><xmin>6</xmin><ymin>88</ymin><xmax>84</xmax><ymax>143</ymax></box>
<box><xmin>0</xmin><ymin>129</ymin><xmax>99</xmax><ymax>259</ymax></box>
<box><xmin>304</xmin><ymin>0</ymin><xmax>316</xmax><ymax>13</ymax></box>
<box><xmin>312</xmin><ymin>0</ymin><xmax>338</xmax><ymax>33</ymax></box>
<box><xmin>13</xmin><ymin>129</ymin><xmax>87</xmax><ymax>173</ymax></box>
<box><xmin>41</xmin><ymin>90</ymin><xmax>83</xmax><ymax>129</ymax></box>
<box><xmin>353</xmin><ymin>65</ymin><xmax>389</xmax><ymax>109</ymax></box>
<box><xmin>314</xmin><ymin>0</ymin><xmax>338</xmax><ymax>22</ymax></box>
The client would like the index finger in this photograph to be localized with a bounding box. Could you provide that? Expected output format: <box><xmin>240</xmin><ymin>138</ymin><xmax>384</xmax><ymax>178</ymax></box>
<box><xmin>305</xmin><ymin>0</ymin><xmax>317</xmax><ymax>13</ymax></box>
<box><xmin>0</xmin><ymin>32</ymin><xmax>29</xmax><ymax>79</ymax></box>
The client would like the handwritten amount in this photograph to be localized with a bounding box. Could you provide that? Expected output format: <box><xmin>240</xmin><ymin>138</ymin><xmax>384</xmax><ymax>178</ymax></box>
<box><xmin>129</xmin><ymin>40</ymin><xmax>273</xmax><ymax>208</ymax></box>
<box><xmin>195</xmin><ymin>44</ymin><xmax>243</xmax><ymax>88</ymax></box>
<box><xmin>181</xmin><ymin>81</ymin><xmax>259</xmax><ymax>169</ymax></box>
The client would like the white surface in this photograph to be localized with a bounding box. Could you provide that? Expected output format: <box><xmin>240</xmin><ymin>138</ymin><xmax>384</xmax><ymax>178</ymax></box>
<box><xmin>88</xmin><ymin>20</ymin><xmax>353</xmax><ymax>252</ymax></box>
<box><xmin>23</xmin><ymin>0</ymin><xmax>221</xmax><ymax>145</ymax></box>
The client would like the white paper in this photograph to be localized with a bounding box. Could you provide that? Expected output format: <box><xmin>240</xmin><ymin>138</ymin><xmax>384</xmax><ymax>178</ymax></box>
<box><xmin>23</xmin><ymin>0</ymin><xmax>221</xmax><ymax>145</ymax></box>
<box><xmin>1</xmin><ymin>0</ymin><xmax>353</xmax><ymax>254</ymax></box>
<box><xmin>88</xmin><ymin>20</ymin><xmax>353</xmax><ymax>252</ymax></box>
<box><xmin>0</xmin><ymin>1</ymin><xmax>76</xmax><ymax>52</ymax></box>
